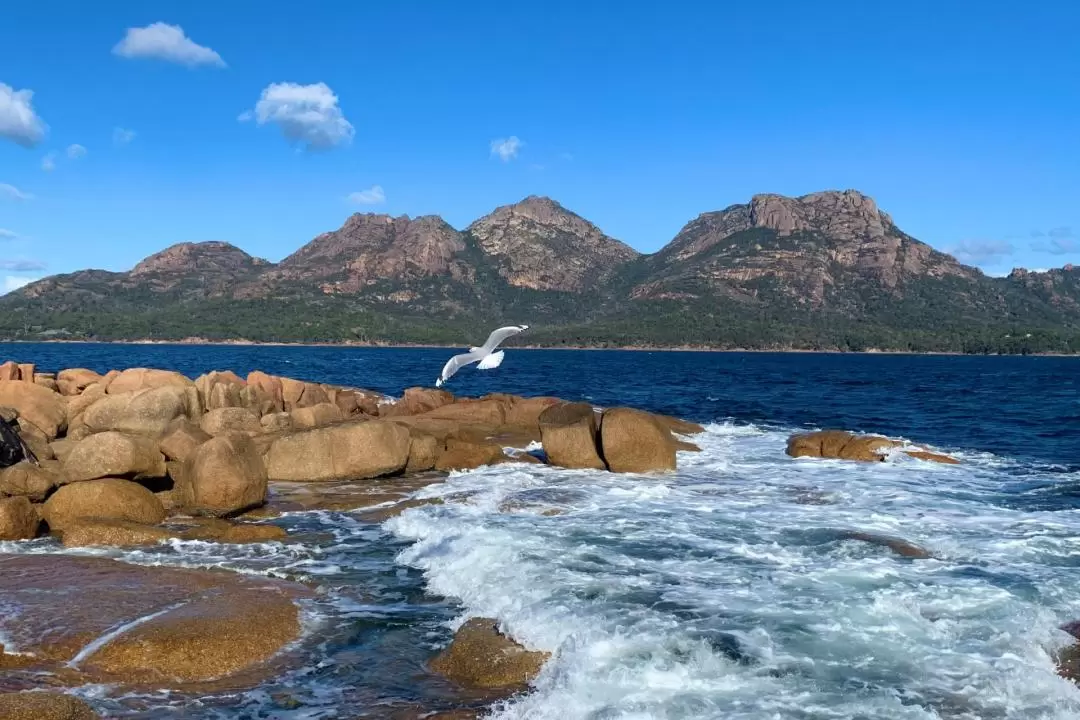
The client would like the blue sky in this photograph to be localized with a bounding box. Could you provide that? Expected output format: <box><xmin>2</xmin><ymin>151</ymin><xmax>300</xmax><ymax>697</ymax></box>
<box><xmin>2</xmin><ymin>1</ymin><xmax>1078</xmax><ymax>292</ymax></box>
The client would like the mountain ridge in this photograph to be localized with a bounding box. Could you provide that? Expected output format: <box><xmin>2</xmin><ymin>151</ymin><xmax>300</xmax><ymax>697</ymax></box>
<box><xmin>4</xmin><ymin>190</ymin><xmax>1078</xmax><ymax>353</ymax></box>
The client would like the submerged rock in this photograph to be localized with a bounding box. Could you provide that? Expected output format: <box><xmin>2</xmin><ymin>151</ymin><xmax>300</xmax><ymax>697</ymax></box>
<box><xmin>429</xmin><ymin>617</ymin><xmax>549</xmax><ymax>689</ymax></box>
<box><xmin>904</xmin><ymin>450</ymin><xmax>961</xmax><ymax>465</ymax></box>
<box><xmin>57</xmin><ymin>517</ymin><xmax>287</xmax><ymax>547</ymax></box>
<box><xmin>0</xmin><ymin>692</ymin><xmax>100</xmax><ymax>719</ymax></box>
<box><xmin>1059</xmin><ymin>621</ymin><xmax>1080</xmax><ymax>683</ymax></box>
<box><xmin>787</xmin><ymin>430</ymin><xmax>959</xmax><ymax>465</ymax></box>
<box><xmin>787</xmin><ymin>430</ymin><xmax>899</xmax><ymax>462</ymax></box>
<box><xmin>841</xmin><ymin>530</ymin><xmax>933</xmax><ymax>559</ymax></box>
<box><xmin>0</xmin><ymin>554</ymin><xmax>307</xmax><ymax>685</ymax></box>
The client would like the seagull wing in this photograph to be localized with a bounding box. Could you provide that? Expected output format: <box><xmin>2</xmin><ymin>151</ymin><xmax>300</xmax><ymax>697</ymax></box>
<box><xmin>437</xmin><ymin>350</ymin><xmax>485</xmax><ymax>386</ymax></box>
<box><xmin>480</xmin><ymin>325</ymin><xmax>529</xmax><ymax>352</ymax></box>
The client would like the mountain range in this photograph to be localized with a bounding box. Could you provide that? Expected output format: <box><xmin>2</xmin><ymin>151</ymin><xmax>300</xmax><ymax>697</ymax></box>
<box><xmin>4</xmin><ymin>190</ymin><xmax>1078</xmax><ymax>353</ymax></box>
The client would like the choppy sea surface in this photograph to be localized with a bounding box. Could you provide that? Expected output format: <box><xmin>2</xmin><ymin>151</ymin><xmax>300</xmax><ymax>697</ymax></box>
<box><xmin>1</xmin><ymin>343</ymin><xmax>1078</xmax><ymax>719</ymax></box>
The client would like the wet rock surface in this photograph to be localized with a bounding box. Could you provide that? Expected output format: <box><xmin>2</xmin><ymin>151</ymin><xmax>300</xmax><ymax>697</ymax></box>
<box><xmin>0</xmin><ymin>554</ymin><xmax>308</xmax><ymax>687</ymax></box>
<box><xmin>429</xmin><ymin>618</ymin><xmax>549</xmax><ymax>690</ymax></box>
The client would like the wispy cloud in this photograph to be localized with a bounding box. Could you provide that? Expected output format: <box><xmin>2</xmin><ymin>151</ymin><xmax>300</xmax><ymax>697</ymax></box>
<box><xmin>41</xmin><ymin>151</ymin><xmax>57</xmax><ymax>172</ymax></box>
<box><xmin>948</xmin><ymin>239</ymin><xmax>1014</xmax><ymax>265</ymax></box>
<box><xmin>67</xmin><ymin>143</ymin><xmax>87</xmax><ymax>159</ymax></box>
<box><xmin>490</xmin><ymin>136</ymin><xmax>523</xmax><ymax>162</ymax></box>
<box><xmin>347</xmin><ymin>185</ymin><xmax>386</xmax><ymax>205</ymax></box>
<box><xmin>0</xmin><ymin>259</ymin><xmax>46</xmax><ymax>272</ymax></box>
<box><xmin>2</xmin><ymin>275</ymin><xmax>38</xmax><ymax>294</ymax></box>
<box><xmin>0</xmin><ymin>183</ymin><xmax>32</xmax><ymax>202</ymax></box>
<box><xmin>113</xmin><ymin>127</ymin><xmax>136</xmax><ymax>146</ymax></box>
<box><xmin>1031</xmin><ymin>226</ymin><xmax>1078</xmax><ymax>255</ymax></box>
<box><xmin>113</xmin><ymin>22</ymin><xmax>226</xmax><ymax>67</ymax></box>
<box><xmin>0</xmin><ymin>229</ymin><xmax>18</xmax><ymax>240</ymax></box>
<box><xmin>0</xmin><ymin>83</ymin><xmax>47</xmax><ymax>148</ymax></box>
<box><xmin>243</xmin><ymin>82</ymin><xmax>354</xmax><ymax>151</ymax></box>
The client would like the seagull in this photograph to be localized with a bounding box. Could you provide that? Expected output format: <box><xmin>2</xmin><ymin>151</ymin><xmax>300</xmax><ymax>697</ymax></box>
<box><xmin>435</xmin><ymin>325</ymin><xmax>529</xmax><ymax>387</ymax></box>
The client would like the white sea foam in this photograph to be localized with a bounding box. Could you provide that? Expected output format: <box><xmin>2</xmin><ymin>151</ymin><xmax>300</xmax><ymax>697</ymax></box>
<box><xmin>386</xmin><ymin>422</ymin><xmax>1080</xmax><ymax>719</ymax></box>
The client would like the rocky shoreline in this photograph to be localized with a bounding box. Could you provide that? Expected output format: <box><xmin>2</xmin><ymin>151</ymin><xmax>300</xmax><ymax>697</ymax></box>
<box><xmin>0</xmin><ymin>361</ymin><xmax>708</xmax><ymax>716</ymax></box>
<box><xmin>0</xmin><ymin>360</ymin><xmax>1074</xmax><ymax>716</ymax></box>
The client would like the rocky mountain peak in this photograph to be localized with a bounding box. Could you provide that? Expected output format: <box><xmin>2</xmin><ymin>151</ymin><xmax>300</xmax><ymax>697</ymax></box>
<box><xmin>745</xmin><ymin>190</ymin><xmax>893</xmax><ymax>239</ymax></box>
<box><xmin>268</xmin><ymin>212</ymin><xmax>468</xmax><ymax>293</ymax></box>
<box><xmin>467</xmin><ymin>196</ymin><xmax>639</xmax><ymax>292</ymax></box>
<box><xmin>130</xmin><ymin>242</ymin><xmax>268</xmax><ymax>277</ymax></box>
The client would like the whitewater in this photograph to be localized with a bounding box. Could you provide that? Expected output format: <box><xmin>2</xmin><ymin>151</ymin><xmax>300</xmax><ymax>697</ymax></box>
<box><xmin>387</xmin><ymin>422</ymin><xmax>1080</xmax><ymax>720</ymax></box>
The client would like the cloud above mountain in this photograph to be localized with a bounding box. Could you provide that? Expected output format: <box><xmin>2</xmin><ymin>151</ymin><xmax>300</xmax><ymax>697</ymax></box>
<box><xmin>490</xmin><ymin>136</ymin><xmax>522</xmax><ymax>162</ymax></box>
<box><xmin>241</xmin><ymin>82</ymin><xmax>354</xmax><ymax>151</ymax></box>
<box><xmin>347</xmin><ymin>186</ymin><xmax>386</xmax><ymax>205</ymax></box>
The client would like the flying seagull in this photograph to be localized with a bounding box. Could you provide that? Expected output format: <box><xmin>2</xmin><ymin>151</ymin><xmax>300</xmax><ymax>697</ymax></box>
<box><xmin>435</xmin><ymin>325</ymin><xmax>529</xmax><ymax>387</ymax></box>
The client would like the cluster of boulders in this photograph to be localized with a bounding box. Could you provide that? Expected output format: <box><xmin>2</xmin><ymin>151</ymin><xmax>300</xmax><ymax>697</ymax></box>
<box><xmin>785</xmin><ymin>429</ymin><xmax>959</xmax><ymax>464</ymax></box>
<box><xmin>0</xmin><ymin>362</ymin><xmax>703</xmax><ymax>547</ymax></box>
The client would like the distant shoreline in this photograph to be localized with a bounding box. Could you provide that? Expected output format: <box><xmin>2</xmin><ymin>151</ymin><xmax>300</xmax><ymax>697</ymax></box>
<box><xmin>0</xmin><ymin>338</ymin><xmax>1074</xmax><ymax>357</ymax></box>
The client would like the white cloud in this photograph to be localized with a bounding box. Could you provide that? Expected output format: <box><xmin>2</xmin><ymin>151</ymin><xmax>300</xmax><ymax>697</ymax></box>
<box><xmin>0</xmin><ymin>83</ymin><xmax>47</xmax><ymax>148</ymax></box>
<box><xmin>0</xmin><ymin>229</ymin><xmax>17</xmax><ymax>240</ymax></box>
<box><xmin>244</xmin><ymin>82</ymin><xmax>354</xmax><ymax>150</ymax></box>
<box><xmin>0</xmin><ymin>183</ymin><xmax>32</xmax><ymax>201</ymax></box>
<box><xmin>41</xmin><ymin>151</ymin><xmax>57</xmax><ymax>172</ymax></box>
<box><xmin>112</xmin><ymin>22</ymin><xmax>226</xmax><ymax>67</ymax></box>
<box><xmin>347</xmin><ymin>185</ymin><xmax>386</xmax><ymax>206</ymax></box>
<box><xmin>490</xmin><ymin>136</ymin><xmax>523</xmax><ymax>162</ymax></box>
<box><xmin>67</xmin><ymin>143</ymin><xmax>87</xmax><ymax>159</ymax></box>
<box><xmin>113</xmin><ymin>127</ymin><xmax>136</xmax><ymax>146</ymax></box>
<box><xmin>948</xmin><ymin>239</ymin><xmax>1014</xmax><ymax>265</ymax></box>
<box><xmin>2</xmin><ymin>276</ymin><xmax>37</xmax><ymax>294</ymax></box>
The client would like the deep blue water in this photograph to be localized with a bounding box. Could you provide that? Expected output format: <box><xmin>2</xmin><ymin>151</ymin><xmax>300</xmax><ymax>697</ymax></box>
<box><xmin>6</xmin><ymin>343</ymin><xmax>1077</xmax><ymax>468</ymax></box>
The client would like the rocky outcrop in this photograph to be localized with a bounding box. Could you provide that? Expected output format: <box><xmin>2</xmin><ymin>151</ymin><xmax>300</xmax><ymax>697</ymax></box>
<box><xmin>42</xmin><ymin>478</ymin><xmax>166</xmax><ymax>531</ymax></box>
<box><xmin>62</xmin><ymin>431</ymin><xmax>166</xmax><ymax>483</ymax></box>
<box><xmin>0</xmin><ymin>381</ymin><xmax>66</xmax><ymax>438</ymax></box>
<box><xmin>81</xmin><ymin>386</ymin><xmax>190</xmax><ymax>436</ymax></box>
<box><xmin>0</xmin><ymin>497</ymin><xmax>39</xmax><ymax>540</ymax></box>
<box><xmin>183</xmin><ymin>433</ymin><xmax>268</xmax><ymax>516</ymax></box>
<box><xmin>538</xmin><ymin>402</ymin><xmax>605</xmax><ymax>470</ymax></box>
<box><xmin>264</xmin><ymin>420</ymin><xmax>411</xmax><ymax>482</ymax></box>
<box><xmin>600</xmin><ymin>408</ymin><xmax>678</xmax><ymax>473</ymax></box>
<box><xmin>434</xmin><ymin>439</ymin><xmax>509</xmax><ymax>471</ymax></box>
<box><xmin>0</xmin><ymin>461</ymin><xmax>58</xmax><ymax>501</ymax></box>
<box><xmin>200</xmin><ymin>406</ymin><xmax>262</xmax><ymax>435</ymax></box>
<box><xmin>106</xmin><ymin>368</ymin><xmax>192</xmax><ymax>395</ymax></box>
<box><xmin>429</xmin><ymin>617</ymin><xmax>549</xmax><ymax>689</ymax></box>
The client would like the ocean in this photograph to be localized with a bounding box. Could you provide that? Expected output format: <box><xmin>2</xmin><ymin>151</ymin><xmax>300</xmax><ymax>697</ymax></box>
<box><xmin>1</xmin><ymin>344</ymin><xmax>1078</xmax><ymax>719</ymax></box>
